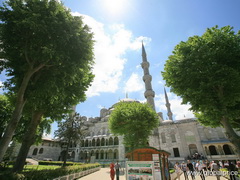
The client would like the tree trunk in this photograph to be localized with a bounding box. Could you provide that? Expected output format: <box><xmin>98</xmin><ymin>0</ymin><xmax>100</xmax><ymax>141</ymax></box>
<box><xmin>13</xmin><ymin>111</ymin><xmax>43</xmax><ymax>172</ymax></box>
<box><xmin>220</xmin><ymin>116</ymin><xmax>240</xmax><ymax>157</ymax></box>
<box><xmin>0</xmin><ymin>69</ymin><xmax>33</xmax><ymax>161</ymax></box>
<box><xmin>63</xmin><ymin>140</ymin><xmax>70</xmax><ymax>166</ymax></box>
<box><xmin>0</xmin><ymin>64</ymin><xmax>44</xmax><ymax>162</ymax></box>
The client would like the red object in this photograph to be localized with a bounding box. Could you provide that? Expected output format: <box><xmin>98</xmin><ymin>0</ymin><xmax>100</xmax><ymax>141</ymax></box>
<box><xmin>110</xmin><ymin>163</ymin><xmax>115</xmax><ymax>180</ymax></box>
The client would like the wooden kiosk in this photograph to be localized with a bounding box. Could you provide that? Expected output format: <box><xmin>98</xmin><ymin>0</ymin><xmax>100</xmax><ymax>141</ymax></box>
<box><xmin>125</xmin><ymin>147</ymin><xmax>171</xmax><ymax>180</ymax></box>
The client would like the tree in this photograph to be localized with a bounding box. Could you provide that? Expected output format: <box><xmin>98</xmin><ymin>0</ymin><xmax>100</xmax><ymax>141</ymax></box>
<box><xmin>54</xmin><ymin>112</ymin><xmax>87</xmax><ymax>166</ymax></box>
<box><xmin>108</xmin><ymin>101</ymin><xmax>159</xmax><ymax>151</ymax></box>
<box><xmin>0</xmin><ymin>0</ymin><xmax>94</xmax><ymax>161</ymax></box>
<box><xmin>162</xmin><ymin>25</ymin><xmax>240</xmax><ymax>155</ymax></box>
<box><xmin>0</xmin><ymin>95</ymin><xmax>13</xmax><ymax>140</ymax></box>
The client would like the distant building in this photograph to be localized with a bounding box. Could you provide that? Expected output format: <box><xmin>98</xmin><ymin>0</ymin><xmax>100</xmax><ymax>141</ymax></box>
<box><xmin>18</xmin><ymin>44</ymin><xmax>239</xmax><ymax>164</ymax></box>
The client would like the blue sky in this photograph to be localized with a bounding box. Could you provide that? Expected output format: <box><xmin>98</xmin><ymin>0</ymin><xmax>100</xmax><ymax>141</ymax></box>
<box><xmin>1</xmin><ymin>0</ymin><xmax>240</xmax><ymax>137</ymax></box>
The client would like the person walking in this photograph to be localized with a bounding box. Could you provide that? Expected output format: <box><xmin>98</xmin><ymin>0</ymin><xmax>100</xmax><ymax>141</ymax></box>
<box><xmin>110</xmin><ymin>162</ymin><xmax>115</xmax><ymax>180</ymax></box>
<box><xmin>187</xmin><ymin>160</ymin><xmax>195</xmax><ymax>180</ymax></box>
<box><xmin>181</xmin><ymin>161</ymin><xmax>189</xmax><ymax>180</ymax></box>
<box><xmin>211</xmin><ymin>160</ymin><xmax>220</xmax><ymax>180</ymax></box>
<box><xmin>228</xmin><ymin>162</ymin><xmax>237</xmax><ymax>180</ymax></box>
<box><xmin>174</xmin><ymin>162</ymin><xmax>182</xmax><ymax>180</ymax></box>
<box><xmin>115</xmin><ymin>161</ymin><xmax>121</xmax><ymax>180</ymax></box>
<box><xmin>196</xmin><ymin>160</ymin><xmax>205</xmax><ymax>180</ymax></box>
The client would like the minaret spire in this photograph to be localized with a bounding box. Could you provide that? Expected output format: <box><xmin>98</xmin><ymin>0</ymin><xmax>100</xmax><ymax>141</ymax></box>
<box><xmin>164</xmin><ymin>87</ymin><xmax>173</xmax><ymax>120</ymax></box>
<box><xmin>141</xmin><ymin>42</ymin><xmax>156</xmax><ymax>111</ymax></box>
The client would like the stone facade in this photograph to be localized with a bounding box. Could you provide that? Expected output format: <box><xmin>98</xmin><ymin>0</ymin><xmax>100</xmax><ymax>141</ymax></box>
<box><xmin>21</xmin><ymin>44</ymin><xmax>239</xmax><ymax>165</ymax></box>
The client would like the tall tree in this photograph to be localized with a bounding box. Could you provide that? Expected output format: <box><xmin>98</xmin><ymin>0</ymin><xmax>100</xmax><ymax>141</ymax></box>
<box><xmin>54</xmin><ymin>112</ymin><xmax>87</xmax><ymax>166</ymax></box>
<box><xmin>0</xmin><ymin>0</ymin><xmax>94</xmax><ymax>161</ymax></box>
<box><xmin>13</xmin><ymin>63</ymin><xmax>93</xmax><ymax>172</ymax></box>
<box><xmin>162</xmin><ymin>26</ymin><xmax>240</xmax><ymax>155</ymax></box>
<box><xmin>108</xmin><ymin>101</ymin><xmax>159</xmax><ymax>151</ymax></box>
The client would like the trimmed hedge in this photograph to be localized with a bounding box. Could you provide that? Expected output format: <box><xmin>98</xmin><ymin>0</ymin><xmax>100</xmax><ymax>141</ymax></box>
<box><xmin>38</xmin><ymin>160</ymin><xmax>83</xmax><ymax>166</ymax></box>
<box><xmin>0</xmin><ymin>163</ymin><xmax>100</xmax><ymax>180</ymax></box>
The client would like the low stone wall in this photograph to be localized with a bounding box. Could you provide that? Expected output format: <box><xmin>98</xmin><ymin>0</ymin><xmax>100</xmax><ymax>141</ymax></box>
<box><xmin>53</xmin><ymin>167</ymin><xmax>100</xmax><ymax>180</ymax></box>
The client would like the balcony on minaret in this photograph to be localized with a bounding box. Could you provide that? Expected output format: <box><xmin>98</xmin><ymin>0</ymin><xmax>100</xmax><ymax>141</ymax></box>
<box><xmin>144</xmin><ymin>90</ymin><xmax>155</xmax><ymax>98</ymax></box>
<box><xmin>141</xmin><ymin>61</ymin><xmax>150</xmax><ymax>69</ymax></box>
<box><xmin>143</xmin><ymin>74</ymin><xmax>152</xmax><ymax>82</ymax></box>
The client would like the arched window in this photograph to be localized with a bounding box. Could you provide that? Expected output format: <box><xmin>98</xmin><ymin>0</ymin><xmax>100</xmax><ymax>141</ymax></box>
<box><xmin>101</xmin><ymin>138</ymin><xmax>105</xmax><ymax>146</ymax></box>
<box><xmin>96</xmin><ymin>150</ymin><xmax>99</xmax><ymax>159</ymax></box>
<box><xmin>161</xmin><ymin>132</ymin><xmax>166</xmax><ymax>143</ymax></box>
<box><xmin>100</xmin><ymin>150</ymin><xmax>104</xmax><ymax>159</ymax></box>
<box><xmin>85</xmin><ymin>140</ymin><xmax>88</xmax><ymax>147</ymax></box>
<box><xmin>90</xmin><ymin>150</ymin><xmax>94</xmax><ymax>157</ymax></box>
<box><xmin>96</xmin><ymin>138</ymin><xmax>100</xmax><ymax>146</ymax></box>
<box><xmin>32</xmin><ymin>148</ymin><xmax>38</xmax><ymax>155</ymax></box>
<box><xmin>209</xmin><ymin>145</ymin><xmax>218</xmax><ymax>155</ymax></box>
<box><xmin>223</xmin><ymin>144</ymin><xmax>234</xmax><ymax>155</ymax></box>
<box><xmin>109</xmin><ymin>137</ymin><xmax>113</xmax><ymax>145</ymax></box>
<box><xmin>39</xmin><ymin>148</ymin><xmax>44</xmax><ymax>154</ymax></box>
<box><xmin>114</xmin><ymin>137</ymin><xmax>119</xmax><ymax>145</ymax></box>
<box><xmin>92</xmin><ymin>139</ymin><xmax>95</xmax><ymax>146</ymax></box>
<box><xmin>114</xmin><ymin>149</ymin><xmax>118</xmax><ymax>159</ymax></box>
<box><xmin>89</xmin><ymin>140</ymin><xmax>91</xmax><ymax>147</ymax></box>
<box><xmin>188</xmin><ymin>144</ymin><xmax>198</xmax><ymax>155</ymax></box>
<box><xmin>108</xmin><ymin>149</ymin><xmax>113</xmax><ymax>159</ymax></box>
<box><xmin>171</xmin><ymin>132</ymin><xmax>176</xmax><ymax>143</ymax></box>
<box><xmin>106</xmin><ymin>139</ymin><xmax>109</xmax><ymax>146</ymax></box>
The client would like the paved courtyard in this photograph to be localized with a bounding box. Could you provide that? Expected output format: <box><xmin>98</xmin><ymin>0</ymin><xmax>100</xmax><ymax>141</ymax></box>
<box><xmin>78</xmin><ymin>168</ymin><xmax>229</xmax><ymax>180</ymax></box>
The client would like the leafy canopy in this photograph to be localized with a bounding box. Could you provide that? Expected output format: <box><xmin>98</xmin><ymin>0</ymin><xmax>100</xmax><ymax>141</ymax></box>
<box><xmin>162</xmin><ymin>25</ymin><xmax>240</xmax><ymax>129</ymax></box>
<box><xmin>109</xmin><ymin>101</ymin><xmax>159</xmax><ymax>150</ymax></box>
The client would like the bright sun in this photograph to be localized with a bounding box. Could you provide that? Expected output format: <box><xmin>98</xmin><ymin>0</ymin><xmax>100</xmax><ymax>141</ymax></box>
<box><xmin>102</xmin><ymin>0</ymin><xmax>128</xmax><ymax>16</ymax></box>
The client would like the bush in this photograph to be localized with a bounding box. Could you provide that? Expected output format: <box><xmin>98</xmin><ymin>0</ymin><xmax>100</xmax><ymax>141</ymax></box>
<box><xmin>38</xmin><ymin>160</ymin><xmax>83</xmax><ymax>166</ymax></box>
<box><xmin>22</xmin><ymin>163</ymin><xmax>100</xmax><ymax>180</ymax></box>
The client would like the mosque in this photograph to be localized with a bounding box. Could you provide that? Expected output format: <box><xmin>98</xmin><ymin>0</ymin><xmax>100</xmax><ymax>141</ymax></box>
<box><xmin>24</xmin><ymin>44</ymin><xmax>239</xmax><ymax>165</ymax></box>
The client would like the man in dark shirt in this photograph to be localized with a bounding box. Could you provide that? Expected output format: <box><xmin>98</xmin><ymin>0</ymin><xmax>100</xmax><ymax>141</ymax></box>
<box><xmin>115</xmin><ymin>161</ymin><xmax>121</xmax><ymax>180</ymax></box>
<box><xmin>187</xmin><ymin>160</ymin><xmax>195</xmax><ymax>180</ymax></box>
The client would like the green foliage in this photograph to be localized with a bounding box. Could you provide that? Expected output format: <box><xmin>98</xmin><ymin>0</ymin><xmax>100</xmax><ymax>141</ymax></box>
<box><xmin>162</xmin><ymin>26</ymin><xmax>240</xmax><ymax>129</ymax></box>
<box><xmin>54</xmin><ymin>113</ymin><xmax>87</xmax><ymax>143</ymax></box>
<box><xmin>0</xmin><ymin>163</ymin><xmax>100</xmax><ymax>180</ymax></box>
<box><xmin>38</xmin><ymin>160</ymin><xmax>83</xmax><ymax>166</ymax></box>
<box><xmin>54</xmin><ymin>112</ymin><xmax>88</xmax><ymax>165</ymax></box>
<box><xmin>0</xmin><ymin>95</ymin><xmax>13</xmax><ymax>139</ymax></box>
<box><xmin>0</xmin><ymin>0</ymin><xmax>95</xmax><ymax>162</ymax></box>
<box><xmin>109</xmin><ymin>101</ymin><xmax>159</xmax><ymax>150</ymax></box>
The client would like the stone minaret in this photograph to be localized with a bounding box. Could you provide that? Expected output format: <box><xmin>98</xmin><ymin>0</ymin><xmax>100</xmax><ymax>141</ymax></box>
<box><xmin>164</xmin><ymin>87</ymin><xmax>173</xmax><ymax>120</ymax></box>
<box><xmin>141</xmin><ymin>43</ymin><xmax>156</xmax><ymax>111</ymax></box>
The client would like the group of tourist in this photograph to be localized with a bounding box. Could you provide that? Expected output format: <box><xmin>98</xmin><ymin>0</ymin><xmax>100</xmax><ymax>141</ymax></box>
<box><xmin>187</xmin><ymin>152</ymin><xmax>205</xmax><ymax>160</ymax></box>
<box><xmin>110</xmin><ymin>161</ymin><xmax>122</xmax><ymax>180</ymax></box>
<box><xmin>174</xmin><ymin>160</ymin><xmax>239</xmax><ymax>180</ymax></box>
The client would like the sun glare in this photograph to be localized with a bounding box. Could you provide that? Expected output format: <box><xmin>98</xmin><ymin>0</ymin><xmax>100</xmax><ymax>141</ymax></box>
<box><xmin>102</xmin><ymin>0</ymin><xmax>128</xmax><ymax>16</ymax></box>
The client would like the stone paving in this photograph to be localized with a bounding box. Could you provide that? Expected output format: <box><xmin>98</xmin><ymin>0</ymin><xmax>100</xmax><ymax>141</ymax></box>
<box><xmin>78</xmin><ymin>168</ymin><xmax>229</xmax><ymax>180</ymax></box>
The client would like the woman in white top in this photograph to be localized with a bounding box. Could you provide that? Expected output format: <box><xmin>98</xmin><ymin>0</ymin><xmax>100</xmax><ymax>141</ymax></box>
<box><xmin>174</xmin><ymin>162</ymin><xmax>182</xmax><ymax>180</ymax></box>
<box><xmin>196</xmin><ymin>160</ymin><xmax>205</xmax><ymax>180</ymax></box>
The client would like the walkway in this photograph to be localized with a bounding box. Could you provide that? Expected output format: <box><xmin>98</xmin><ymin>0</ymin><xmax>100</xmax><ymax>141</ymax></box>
<box><xmin>78</xmin><ymin>168</ymin><xmax>126</xmax><ymax>180</ymax></box>
<box><xmin>78</xmin><ymin>168</ymin><xmax>228</xmax><ymax>180</ymax></box>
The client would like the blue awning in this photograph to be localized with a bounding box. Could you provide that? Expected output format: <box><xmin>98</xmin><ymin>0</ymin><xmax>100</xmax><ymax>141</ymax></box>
<box><xmin>201</xmin><ymin>139</ymin><xmax>230</xmax><ymax>144</ymax></box>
